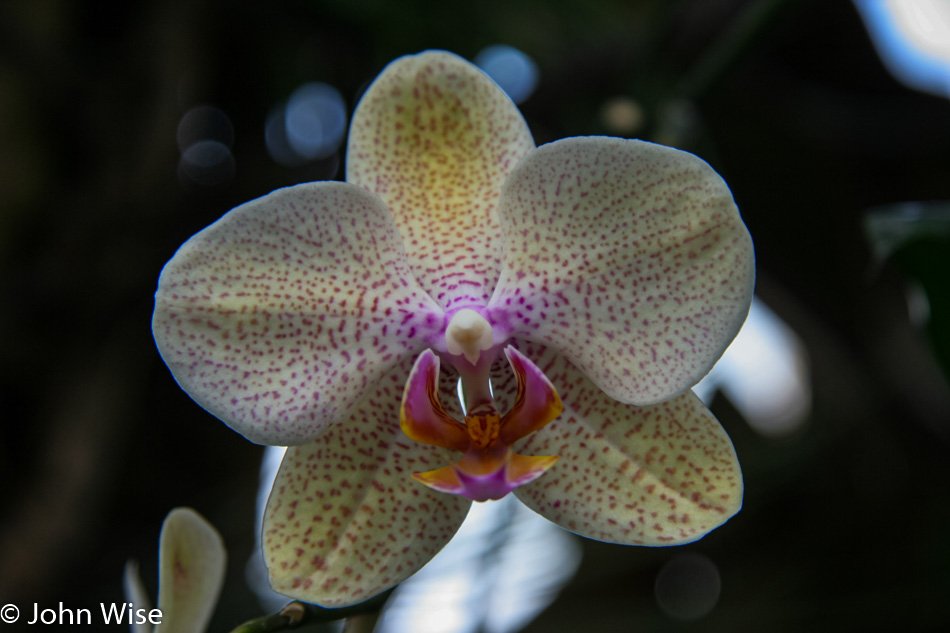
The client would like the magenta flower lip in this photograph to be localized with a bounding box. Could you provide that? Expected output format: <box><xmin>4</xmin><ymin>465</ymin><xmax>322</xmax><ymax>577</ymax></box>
<box><xmin>401</xmin><ymin>346</ymin><xmax>562</xmax><ymax>503</ymax></box>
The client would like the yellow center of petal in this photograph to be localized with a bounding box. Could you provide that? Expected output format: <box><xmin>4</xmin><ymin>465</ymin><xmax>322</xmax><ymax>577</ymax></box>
<box><xmin>444</xmin><ymin>308</ymin><xmax>494</xmax><ymax>366</ymax></box>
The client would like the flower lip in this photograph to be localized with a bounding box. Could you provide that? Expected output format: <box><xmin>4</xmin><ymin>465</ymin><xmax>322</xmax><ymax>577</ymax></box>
<box><xmin>453</xmin><ymin>460</ymin><xmax>519</xmax><ymax>502</ymax></box>
<box><xmin>400</xmin><ymin>345</ymin><xmax>563</xmax><ymax>502</ymax></box>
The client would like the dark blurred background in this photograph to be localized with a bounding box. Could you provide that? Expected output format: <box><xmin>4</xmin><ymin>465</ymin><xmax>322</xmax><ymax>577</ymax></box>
<box><xmin>2</xmin><ymin>0</ymin><xmax>949</xmax><ymax>631</ymax></box>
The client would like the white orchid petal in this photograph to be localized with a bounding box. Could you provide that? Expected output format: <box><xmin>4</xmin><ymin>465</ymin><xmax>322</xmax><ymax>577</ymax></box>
<box><xmin>263</xmin><ymin>357</ymin><xmax>471</xmax><ymax>607</ymax></box>
<box><xmin>153</xmin><ymin>182</ymin><xmax>444</xmax><ymax>445</ymax></box>
<box><xmin>489</xmin><ymin>137</ymin><xmax>754</xmax><ymax>404</ymax></box>
<box><xmin>514</xmin><ymin>349</ymin><xmax>742</xmax><ymax>545</ymax></box>
<box><xmin>154</xmin><ymin>508</ymin><xmax>226</xmax><ymax>633</ymax></box>
<box><xmin>347</xmin><ymin>50</ymin><xmax>535</xmax><ymax>309</ymax></box>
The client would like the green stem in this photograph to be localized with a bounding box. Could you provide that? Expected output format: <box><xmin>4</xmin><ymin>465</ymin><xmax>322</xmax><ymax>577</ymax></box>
<box><xmin>229</xmin><ymin>601</ymin><xmax>306</xmax><ymax>633</ymax></box>
<box><xmin>229</xmin><ymin>611</ymin><xmax>297</xmax><ymax>633</ymax></box>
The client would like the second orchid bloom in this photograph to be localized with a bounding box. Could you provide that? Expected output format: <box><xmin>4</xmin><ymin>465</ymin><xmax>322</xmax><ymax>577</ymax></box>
<box><xmin>153</xmin><ymin>51</ymin><xmax>754</xmax><ymax>607</ymax></box>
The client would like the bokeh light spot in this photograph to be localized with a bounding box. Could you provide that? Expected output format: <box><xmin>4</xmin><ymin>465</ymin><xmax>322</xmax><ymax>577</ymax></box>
<box><xmin>178</xmin><ymin>139</ymin><xmax>234</xmax><ymax>188</ymax></box>
<box><xmin>474</xmin><ymin>45</ymin><xmax>539</xmax><ymax>104</ymax></box>
<box><xmin>265</xmin><ymin>82</ymin><xmax>346</xmax><ymax>166</ymax></box>
<box><xmin>177</xmin><ymin>106</ymin><xmax>235</xmax><ymax>188</ymax></box>
<box><xmin>285</xmin><ymin>82</ymin><xmax>346</xmax><ymax>160</ymax></box>
<box><xmin>600</xmin><ymin>96</ymin><xmax>645</xmax><ymax>135</ymax></box>
<box><xmin>654</xmin><ymin>552</ymin><xmax>721</xmax><ymax>621</ymax></box>
<box><xmin>855</xmin><ymin>0</ymin><xmax>950</xmax><ymax>96</ymax></box>
<box><xmin>176</xmin><ymin>105</ymin><xmax>234</xmax><ymax>153</ymax></box>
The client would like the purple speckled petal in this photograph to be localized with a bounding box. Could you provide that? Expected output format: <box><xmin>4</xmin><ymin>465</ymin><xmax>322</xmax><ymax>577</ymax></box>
<box><xmin>489</xmin><ymin>137</ymin><xmax>754</xmax><ymax>404</ymax></box>
<box><xmin>153</xmin><ymin>182</ymin><xmax>444</xmax><ymax>445</ymax></box>
<box><xmin>263</xmin><ymin>357</ymin><xmax>471</xmax><ymax>607</ymax></box>
<box><xmin>347</xmin><ymin>50</ymin><xmax>535</xmax><ymax>310</ymax></box>
<box><xmin>513</xmin><ymin>346</ymin><xmax>743</xmax><ymax>546</ymax></box>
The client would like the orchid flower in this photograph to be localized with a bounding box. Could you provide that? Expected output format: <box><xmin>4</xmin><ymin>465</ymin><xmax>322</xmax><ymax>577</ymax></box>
<box><xmin>153</xmin><ymin>50</ymin><xmax>754</xmax><ymax>608</ymax></box>
<box><xmin>124</xmin><ymin>508</ymin><xmax>227</xmax><ymax>633</ymax></box>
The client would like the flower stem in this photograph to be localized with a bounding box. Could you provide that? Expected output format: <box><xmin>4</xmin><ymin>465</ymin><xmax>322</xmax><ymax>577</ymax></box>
<box><xmin>228</xmin><ymin>602</ymin><xmax>306</xmax><ymax>633</ymax></box>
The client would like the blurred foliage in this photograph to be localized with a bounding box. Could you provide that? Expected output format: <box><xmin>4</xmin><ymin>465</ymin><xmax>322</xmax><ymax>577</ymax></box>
<box><xmin>865</xmin><ymin>204</ymin><xmax>950</xmax><ymax>380</ymax></box>
<box><xmin>893</xmin><ymin>238</ymin><xmax>950</xmax><ymax>379</ymax></box>
<box><xmin>1</xmin><ymin>0</ymin><xmax>949</xmax><ymax>631</ymax></box>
